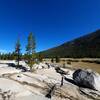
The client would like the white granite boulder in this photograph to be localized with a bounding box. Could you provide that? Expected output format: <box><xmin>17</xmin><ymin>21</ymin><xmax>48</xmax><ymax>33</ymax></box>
<box><xmin>73</xmin><ymin>69</ymin><xmax>100</xmax><ymax>91</ymax></box>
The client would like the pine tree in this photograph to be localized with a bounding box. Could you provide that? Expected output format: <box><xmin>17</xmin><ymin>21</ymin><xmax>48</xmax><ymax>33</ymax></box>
<box><xmin>38</xmin><ymin>53</ymin><xmax>43</xmax><ymax>62</ymax></box>
<box><xmin>26</xmin><ymin>32</ymin><xmax>36</xmax><ymax>71</ymax></box>
<box><xmin>0</xmin><ymin>52</ymin><xmax>1</xmax><ymax>60</ymax></box>
<box><xmin>51</xmin><ymin>58</ymin><xmax>54</xmax><ymax>63</ymax></box>
<box><xmin>55</xmin><ymin>56</ymin><xmax>60</xmax><ymax>63</ymax></box>
<box><xmin>15</xmin><ymin>38</ymin><xmax>21</xmax><ymax>67</ymax></box>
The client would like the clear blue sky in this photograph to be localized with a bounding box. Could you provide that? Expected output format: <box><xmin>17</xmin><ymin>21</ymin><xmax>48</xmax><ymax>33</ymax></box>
<box><xmin>0</xmin><ymin>0</ymin><xmax>100</xmax><ymax>53</ymax></box>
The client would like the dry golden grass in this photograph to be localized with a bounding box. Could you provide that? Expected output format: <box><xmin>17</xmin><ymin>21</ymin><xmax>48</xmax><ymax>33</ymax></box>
<box><xmin>71</xmin><ymin>61</ymin><xmax>100</xmax><ymax>73</ymax></box>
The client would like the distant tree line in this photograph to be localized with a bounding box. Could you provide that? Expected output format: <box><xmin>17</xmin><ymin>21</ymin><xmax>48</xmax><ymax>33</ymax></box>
<box><xmin>0</xmin><ymin>52</ymin><xmax>21</xmax><ymax>60</ymax></box>
<box><xmin>0</xmin><ymin>51</ymin><xmax>43</xmax><ymax>61</ymax></box>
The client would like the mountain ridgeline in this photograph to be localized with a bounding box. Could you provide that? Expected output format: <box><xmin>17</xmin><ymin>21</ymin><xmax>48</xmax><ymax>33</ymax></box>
<box><xmin>40</xmin><ymin>30</ymin><xmax>100</xmax><ymax>58</ymax></box>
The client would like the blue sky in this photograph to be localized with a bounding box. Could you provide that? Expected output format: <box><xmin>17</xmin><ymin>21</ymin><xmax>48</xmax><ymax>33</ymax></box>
<box><xmin>0</xmin><ymin>0</ymin><xmax>100</xmax><ymax>53</ymax></box>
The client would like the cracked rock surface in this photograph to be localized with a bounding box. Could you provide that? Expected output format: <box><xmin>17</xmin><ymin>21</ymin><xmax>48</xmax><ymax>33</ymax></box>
<box><xmin>0</xmin><ymin>62</ymin><xmax>100</xmax><ymax>100</ymax></box>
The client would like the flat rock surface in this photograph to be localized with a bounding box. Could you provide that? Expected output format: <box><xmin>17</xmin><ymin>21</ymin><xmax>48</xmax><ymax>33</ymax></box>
<box><xmin>0</xmin><ymin>61</ymin><xmax>100</xmax><ymax>100</ymax></box>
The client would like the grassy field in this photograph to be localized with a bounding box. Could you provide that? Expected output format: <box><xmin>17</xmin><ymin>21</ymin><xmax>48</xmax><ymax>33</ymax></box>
<box><xmin>44</xmin><ymin>58</ymin><xmax>100</xmax><ymax>73</ymax></box>
<box><xmin>71</xmin><ymin>61</ymin><xmax>100</xmax><ymax>73</ymax></box>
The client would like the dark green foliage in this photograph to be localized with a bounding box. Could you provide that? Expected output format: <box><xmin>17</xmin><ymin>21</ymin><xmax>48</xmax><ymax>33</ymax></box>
<box><xmin>51</xmin><ymin>58</ymin><xmax>54</xmax><ymax>63</ymax></box>
<box><xmin>11</xmin><ymin>52</ymin><xmax>16</xmax><ymax>60</ymax></box>
<box><xmin>26</xmin><ymin>32</ymin><xmax>36</xmax><ymax>71</ymax></box>
<box><xmin>37</xmin><ymin>53</ymin><xmax>43</xmax><ymax>62</ymax></box>
<box><xmin>26</xmin><ymin>32</ymin><xmax>36</xmax><ymax>55</ymax></box>
<box><xmin>40</xmin><ymin>30</ymin><xmax>100</xmax><ymax>58</ymax></box>
<box><xmin>0</xmin><ymin>52</ymin><xmax>17</xmax><ymax>60</ymax></box>
<box><xmin>15</xmin><ymin>38</ymin><xmax>21</xmax><ymax>67</ymax></box>
<box><xmin>55</xmin><ymin>56</ymin><xmax>60</xmax><ymax>63</ymax></box>
<box><xmin>22</xmin><ymin>53</ymin><xmax>29</xmax><ymax>60</ymax></box>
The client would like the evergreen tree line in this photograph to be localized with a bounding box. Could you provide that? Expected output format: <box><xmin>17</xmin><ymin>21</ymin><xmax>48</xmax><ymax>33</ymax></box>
<box><xmin>0</xmin><ymin>33</ymin><xmax>43</xmax><ymax>70</ymax></box>
<box><xmin>0</xmin><ymin>52</ymin><xmax>19</xmax><ymax>60</ymax></box>
<box><xmin>0</xmin><ymin>51</ymin><xmax>43</xmax><ymax>61</ymax></box>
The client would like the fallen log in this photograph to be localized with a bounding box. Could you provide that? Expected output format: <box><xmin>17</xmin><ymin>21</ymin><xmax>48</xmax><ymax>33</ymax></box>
<box><xmin>45</xmin><ymin>84</ymin><xmax>56</xmax><ymax>98</ymax></box>
<box><xmin>55</xmin><ymin>67</ymin><xmax>69</xmax><ymax>75</ymax></box>
<box><xmin>55</xmin><ymin>67</ymin><xmax>69</xmax><ymax>86</ymax></box>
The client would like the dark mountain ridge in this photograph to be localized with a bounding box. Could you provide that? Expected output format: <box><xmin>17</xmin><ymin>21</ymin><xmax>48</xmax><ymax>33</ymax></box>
<box><xmin>40</xmin><ymin>30</ymin><xmax>100</xmax><ymax>58</ymax></box>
